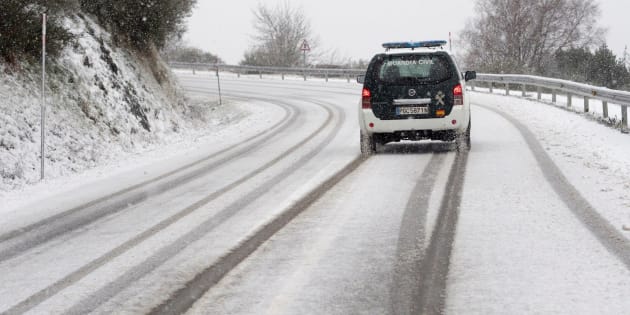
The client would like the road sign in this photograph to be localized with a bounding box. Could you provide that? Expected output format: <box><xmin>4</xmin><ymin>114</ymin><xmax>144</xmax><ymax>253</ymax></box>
<box><xmin>300</xmin><ymin>40</ymin><xmax>311</xmax><ymax>52</ymax></box>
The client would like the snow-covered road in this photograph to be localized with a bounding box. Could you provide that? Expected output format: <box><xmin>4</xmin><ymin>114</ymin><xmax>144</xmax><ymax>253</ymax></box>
<box><xmin>0</xmin><ymin>73</ymin><xmax>628</xmax><ymax>314</ymax></box>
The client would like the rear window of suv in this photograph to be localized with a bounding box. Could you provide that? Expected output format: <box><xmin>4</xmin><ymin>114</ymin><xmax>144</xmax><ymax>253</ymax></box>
<box><xmin>375</xmin><ymin>54</ymin><xmax>453</xmax><ymax>84</ymax></box>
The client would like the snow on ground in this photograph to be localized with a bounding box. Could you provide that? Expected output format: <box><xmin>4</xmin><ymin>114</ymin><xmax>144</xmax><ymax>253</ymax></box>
<box><xmin>0</xmin><ymin>97</ymin><xmax>283</xmax><ymax>233</ymax></box>
<box><xmin>447</xmin><ymin>104</ymin><xmax>630</xmax><ymax>314</ymax></box>
<box><xmin>186</xmin><ymin>153</ymin><xmax>451</xmax><ymax>315</ymax></box>
<box><xmin>171</xmin><ymin>68</ymin><xmax>358</xmax><ymax>84</ymax></box>
<box><xmin>1</xmin><ymin>66</ymin><xmax>629</xmax><ymax>313</ymax></box>
<box><xmin>471</xmin><ymin>85</ymin><xmax>628</xmax><ymax>130</ymax></box>
<box><xmin>471</xmin><ymin>91</ymin><xmax>630</xmax><ymax>234</ymax></box>
<box><xmin>0</xmin><ymin>15</ymin><xmax>222</xmax><ymax>193</ymax></box>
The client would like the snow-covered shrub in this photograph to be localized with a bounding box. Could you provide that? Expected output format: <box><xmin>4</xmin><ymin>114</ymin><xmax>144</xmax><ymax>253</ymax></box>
<box><xmin>0</xmin><ymin>0</ymin><xmax>74</xmax><ymax>64</ymax></box>
<box><xmin>79</xmin><ymin>0</ymin><xmax>197</xmax><ymax>50</ymax></box>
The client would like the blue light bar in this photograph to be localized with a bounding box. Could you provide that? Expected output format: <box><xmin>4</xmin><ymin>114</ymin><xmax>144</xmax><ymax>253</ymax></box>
<box><xmin>382</xmin><ymin>40</ymin><xmax>447</xmax><ymax>50</ymax></box>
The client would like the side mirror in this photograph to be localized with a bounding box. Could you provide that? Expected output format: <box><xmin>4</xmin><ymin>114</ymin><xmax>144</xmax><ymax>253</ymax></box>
<box><xmin>465</xmin><ymin>71</ymin><xmax>477</xmax><ymax>82</ymax></box>
<box><xmin>357</xmin><ymin>75</ymin><xmax>365</xmax><ymax>84</ymax></box>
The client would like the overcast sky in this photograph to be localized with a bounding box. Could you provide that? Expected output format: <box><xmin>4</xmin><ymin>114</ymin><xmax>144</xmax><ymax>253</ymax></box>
<box><xmin>185</xmin><ymin>0</ymin><xmax>629</xmax><ymax>65</ymax></box>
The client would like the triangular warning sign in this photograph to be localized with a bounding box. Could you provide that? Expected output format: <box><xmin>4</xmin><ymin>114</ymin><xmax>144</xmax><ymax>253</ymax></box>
<box><xmin>300</xmin><ymin>40</ymin><xmax>311</xmax><ymax>51</ymax></box>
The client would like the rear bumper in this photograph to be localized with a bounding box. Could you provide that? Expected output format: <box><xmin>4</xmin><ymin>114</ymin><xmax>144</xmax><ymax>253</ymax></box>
<box><xmin>359</xmin><ymin>105</ymin><xmax>470</xmax><ymax>134</ymax></box>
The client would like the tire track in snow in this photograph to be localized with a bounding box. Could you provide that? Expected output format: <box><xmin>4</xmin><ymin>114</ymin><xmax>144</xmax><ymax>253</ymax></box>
<box><xmin>0</xmin><ymin>101</ymin><xmax>294</xmax><ymax>264</ymax></box>
<box><xmin>414</xmin><ymin>148</ymin><xmax>470</xmax><ymax>315</ymax></box>
<box><xmin>61</xmin><ymin>99</ymin><xmax>346</xmax><ymax>314</ymax></box>
<box><xmin>474</xmin><ymin>103</ymin><xmax>630</xmax><ymax>270</ymax></box>
<box><xmin>390</xmin><ymin>152</ymin><xmax>448</xmax><ymax>314</ymax></box>
<box><xmin>178</xmin><ymin>75</ymin><xmax>360</xmax><ymax>96</ymax></box>
<box><xmin>147</xmin><ymin>158</ymin><xmax>364</xmax><ymax>315</ymax></box>
<box><xmin>3</xmin><ymin>98</ymin><xmax>302</xmax><ymax>315</ymax></box>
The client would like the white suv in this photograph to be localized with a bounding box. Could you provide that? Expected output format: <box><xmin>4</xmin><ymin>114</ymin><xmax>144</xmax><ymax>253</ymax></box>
<box><xmin>358</xmin><ymin>41</ymin><xmax>476</xmax><ymax>156</ymax></box>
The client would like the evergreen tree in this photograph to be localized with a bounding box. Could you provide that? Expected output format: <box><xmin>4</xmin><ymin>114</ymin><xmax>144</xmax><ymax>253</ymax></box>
<box><xmin>163</xmin><ymin>45</ymin><xmax>223</xmax><ymax>64</ymax></box>
<box><xmin>80</xmin><ymin>0</ymin><xmax>197</xmax><ymax>50</ymax></box>
<box><xmin>587</xmin><ymin>44</ymin><xmax>629</xmax><ymax>89</ymax></box>
<box><xmin>0</xmin><ymin>0</ymin><xmax>74</xmax><ymax>64</ymax></box>
<box><xmin>554</xmin><ymin>48</ymin><xmax>592</xmax><ymax>82</ymax></box>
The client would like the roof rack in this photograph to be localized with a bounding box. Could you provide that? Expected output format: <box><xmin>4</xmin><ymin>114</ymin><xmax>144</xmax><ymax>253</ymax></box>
<box><xmin>382</xmin><ymin>40</ymin><xmax>447</xmax><ymax>51</ymax></box>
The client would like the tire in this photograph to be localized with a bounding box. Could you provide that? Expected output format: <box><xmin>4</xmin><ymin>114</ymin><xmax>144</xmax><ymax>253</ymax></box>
<box><xmin>456</xmin><ymin>121</ymin><xmax>472</xmax><ymax>151</ymax></box>
<box><xmin>360</xmin><ymin>132</ymin><xmax>376</xmax><ymax>157</ymax></box>
<box><xmin>373</xmin><ymin>134</ymin><xmax>386</xmax><ymax>152</ymax></box>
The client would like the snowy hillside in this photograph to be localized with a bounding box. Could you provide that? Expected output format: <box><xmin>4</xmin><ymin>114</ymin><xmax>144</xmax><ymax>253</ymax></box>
<box><xmin>0</xmin><ymin>15</ymin><xmax>241</xmax><ymax>192</ymax></box>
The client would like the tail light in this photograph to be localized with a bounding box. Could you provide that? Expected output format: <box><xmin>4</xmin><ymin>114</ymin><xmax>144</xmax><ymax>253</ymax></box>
<box><xmin>362</xmin><ymin>88</ymin><xmax>372</xmax><ymax>109</ymax></box>
<box><xmin>453</xmin><ymin>84</ymin><xmax>463</xmax><ymax>106</ymax></box>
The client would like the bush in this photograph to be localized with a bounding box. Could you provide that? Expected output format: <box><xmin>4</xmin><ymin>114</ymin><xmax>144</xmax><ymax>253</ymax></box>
<box><xmin>0</xmin><ymin>0</ymin><xmax>74</xmax><ymax>64</ymax></box>
<box><xmin>162</xmin><ymin>46</ymin><xmax>223</xmax><ymax>64</ymax></box>
<box><xmin>79</xmin><ymin>0</ymin><xmax>197</xmax><ymax>50</ymax></box>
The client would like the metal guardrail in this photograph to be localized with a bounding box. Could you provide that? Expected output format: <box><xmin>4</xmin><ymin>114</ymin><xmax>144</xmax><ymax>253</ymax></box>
<box><xmin>170</xmin><ymin>63</ymin><xmax>629</xmax><ymax>130</ymax></box>
<box><xmin>472</xmin><ymin>74</ymin><xmax>629</xmax><ymax>130</ymax></box>
<box><xmin>169</xmin><ymin>62</ymin><xmax>365</xmax><ymax>82</ymax></box>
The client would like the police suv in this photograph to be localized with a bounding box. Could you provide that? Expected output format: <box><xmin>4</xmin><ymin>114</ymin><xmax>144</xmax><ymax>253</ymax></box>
<box><xmin>358</xmin><ymin>41</ymin><xmax>476</xmax><ymax>155</ymax></box>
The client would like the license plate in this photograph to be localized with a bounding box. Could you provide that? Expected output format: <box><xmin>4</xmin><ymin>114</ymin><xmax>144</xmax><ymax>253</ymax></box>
<box><xmin>397</xmin><ymin>106</ymin><xmax>429</xmax><ymax>115</ymax></box>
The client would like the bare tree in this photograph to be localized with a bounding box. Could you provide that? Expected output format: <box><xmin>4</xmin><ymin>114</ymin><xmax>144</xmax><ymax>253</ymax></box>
<box><xmin>242</xmin><ymin>2</ymin><xmax>316</xmax><ymax>67</ymax></box>
<box><xmin>460</xmin><ymin>0</ymin><xmax>605</xmax><ymax>74</ymax></box>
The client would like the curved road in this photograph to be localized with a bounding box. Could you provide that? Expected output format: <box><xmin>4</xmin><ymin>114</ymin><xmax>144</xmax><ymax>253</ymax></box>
<box><xmin>0</xmin><ymin>73</ymin><xmax>628</xmax><ymax>315</ymax></box>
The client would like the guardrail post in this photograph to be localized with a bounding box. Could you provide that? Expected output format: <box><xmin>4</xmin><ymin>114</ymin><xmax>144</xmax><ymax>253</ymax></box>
<box><xmin>192</xmin><ymin>65</ymin><xmax>196</xmax><ymax>75</ymax></box>
<box><xmin>603</xmin><ymin>101</ymin><xmax>608</xmax><ymax>118</ymax></box>
<box><xmin>522</xmin><ymin>84</ymin><xmax>526</xmax><ymax>97</ymax></box>
<box><xmin>552</xmin><ymin>90</ymin><xmax>557</xmax><ymax>103</ymax></box>
<box><xmin>621</xmin><ymin>105</ymin><xmax>628</xmax><ymax>130</ymax></box>
<box><xmin>303</xmin><ymin>71</ymin><xmax>307</xmax><ymax>81</ymax></box>
<box><xmin>567</xmin><ymin>93</ymin><xmax>572</xmax><ymax>108</ymax></box>
<box><xmin>259</xmin><ymin>70</ymin><xmax>262</xmax><ymax>79</ymax></box>
<box><xmin>584</xmin><ymin>96</ymin><xmax>590</xmax><ymax>112</ymax></box>
<box><xmin>346</xmin><ymin>73</ymin><xmax>350</xmax><ymax>83</ymax></box>
<box><xmin>281</xmin><ymin>73</ymin><xmax>285</xmax><ymax>80</ymax></box>
<box><xmin>506</xmin><ymin>83</ymin><xmax>510</xmax><ymax>96</ymax></box>
<box><xmin>537</xmin><ymin>87</ymin><xmax>542</xmax><ymax>100</ymax></box>
<box><xmin>325</xmin><ymin>71</ymin><xmax>329</xmax><ymax>82</ymax></box>
<box><xmin>471</xmin><ymin>81</ymin><xmax>475</xmax><ymax>91</ymax></box>
<box><xmin>489</xmin><ymin>82</ymin><xmax>493</xmax><ymax>93</ymax></box>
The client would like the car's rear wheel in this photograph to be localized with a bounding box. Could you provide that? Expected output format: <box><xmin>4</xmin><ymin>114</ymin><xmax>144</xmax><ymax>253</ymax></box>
<box><xmin>360</xmin><ymin>132</ymin><xmax>376</xmax><ymax>157</ymax></box>
<box><xmin>456</xmin><ymin>121</ymin><xmax>472</xmax><ymax>151</ymax></box>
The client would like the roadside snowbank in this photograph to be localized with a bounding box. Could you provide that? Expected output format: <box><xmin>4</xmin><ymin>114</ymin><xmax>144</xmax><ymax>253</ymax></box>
<box><xmin>471</xmin><ymin>92</ymin><xmax>630</xmax><ymax>233</ymax></box>
<box><xmin>0</xmin><ymin>15</ymin><xmax>224</xmax><ymax>193</ymax></box>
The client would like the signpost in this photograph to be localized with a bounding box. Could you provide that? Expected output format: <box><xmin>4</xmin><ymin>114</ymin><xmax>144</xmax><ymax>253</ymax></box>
<box><xmin>216</xmin><ymin>64</ymin><xmax>222</xmax><ymax>106</ymax></box>
<box><xmin>300</xmin><ymin>40</ymin><xmax>310</xmax><ymax>81</ymax></box>
<box><xmin>41</xmin><ymin>13</ymin><xmax>46</xmax><ymax>180</ymax></box>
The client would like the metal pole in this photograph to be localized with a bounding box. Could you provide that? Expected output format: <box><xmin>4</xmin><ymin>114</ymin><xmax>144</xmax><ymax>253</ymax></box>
<box><xmin>303</xmin><ymin>50</ymin><xmax>307</xmax><ymax>81</ymax></box>
<box><xmin>622</xmin><ymin>105</ymin><xmax>628</xmax><ymax>130</ymax></box>
<box><xmin>584</xmin><ymin>96</ymin><xmax>589</xmax><ymax>112</ymax></box>
<box><xmin>216</xmin><ymin>64</ymin><xmax>222</xmax><ymax>106</ymax></box>
<box><xmin>41</xmin><ymin>13</ymin><xmax>46</xmax><ymax>181</ymax></box>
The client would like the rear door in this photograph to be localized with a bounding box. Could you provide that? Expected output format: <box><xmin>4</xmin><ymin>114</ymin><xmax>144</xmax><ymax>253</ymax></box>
<box><xmin>365</xmin><ymin>52</ymin><xmax>459</xmax><ymax>120</ymax></box>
